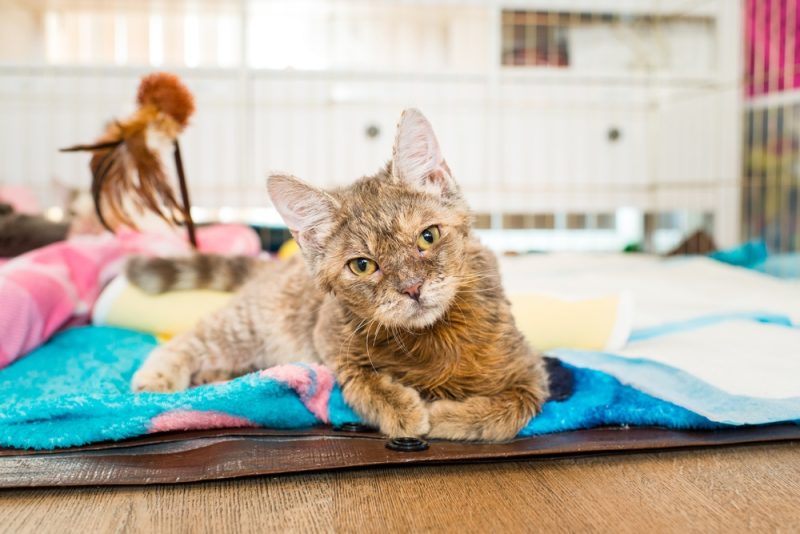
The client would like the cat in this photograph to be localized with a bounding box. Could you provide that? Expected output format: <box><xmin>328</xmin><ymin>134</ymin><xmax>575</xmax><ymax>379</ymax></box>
<box><xmin>128</xmin><ymin>109</ymin><xmax>549</xmax><ymax>441</ymax></box>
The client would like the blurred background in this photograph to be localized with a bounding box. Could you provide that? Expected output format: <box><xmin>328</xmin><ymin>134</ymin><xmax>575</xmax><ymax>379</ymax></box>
<box><xmin>0</xmin><ymin>0</ymin><xmax>796</xmax><ymax>255</ymax></box>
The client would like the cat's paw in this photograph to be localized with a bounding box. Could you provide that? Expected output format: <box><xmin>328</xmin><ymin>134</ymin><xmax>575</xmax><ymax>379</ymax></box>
<box><xmin>131</xmin><ymin>354</ymin><xmax>191</xmax><ymax>393</ymax></box>
<box><xmin>131</xmin><ymin>366</ymin><xmax>191</xmax><ymax>393</ymax></box>
<box><xmin>427</xmin><ymin>398</ymin><xmax>521</xmax><ymax>442</ymax></box>
<box><xmin>376</xmin><ymin>387</ymin><xmax>431</xmax><ymax>438</ymax></box>
<box><xmin>192</xmin><ymin>369</ymin><xmax>233</xmax><ymax>385</ymax></box>
<box><xmin>426</xmin><ymin>399</ymin><xmax>484</xmax><ymax>441</ymax></box>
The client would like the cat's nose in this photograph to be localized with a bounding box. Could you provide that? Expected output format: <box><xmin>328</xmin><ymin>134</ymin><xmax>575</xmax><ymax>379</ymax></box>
<box><xmin>400</xmin><ymin>280</ymin><xmax>423</xmax><ymax>301</ymax></box>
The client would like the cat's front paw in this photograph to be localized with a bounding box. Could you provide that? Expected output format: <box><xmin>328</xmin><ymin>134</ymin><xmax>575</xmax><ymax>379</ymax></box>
<box><xmin>131</xmin><ymin>351</ymin><xmax>191</xmax><ymax>393</ymax></box>
<box><xmin>427</xmin><ymin>398</ymin><xmax>522</xmax><ymax>441</ymax></box>
<box><xmin>131</xmin><ymin>366</ymin><xmax>191</xmax><ymax>393</ymax></box>
<box><xmin>427</xmin><ymin>396</ymin><xmax>530</xmax><ymax>442</ymax></box>
<box><xmin>374</xmin><ymin>387</ymin><xmax>430</xmax><ymax>438</ymax></box>
<box><xmin>427</xmin><ymin>399</ymin><xmax>485</xmax><ymax>441</ymax></box>
<box><xmin>340</xmin><ymin>372</ymin><xmax>431</xmax><ymax>437</ymax></box>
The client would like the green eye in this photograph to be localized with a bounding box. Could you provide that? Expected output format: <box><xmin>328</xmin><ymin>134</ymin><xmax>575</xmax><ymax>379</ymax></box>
<box><xmin>417</xmin><ymin>226</ymin><xmax>441</xmax><ymax>251</ymax></box>
<box><xmin>348</xmin><ymin>257</ymin><xmax>378</xmax><ymax>276</ymax></box>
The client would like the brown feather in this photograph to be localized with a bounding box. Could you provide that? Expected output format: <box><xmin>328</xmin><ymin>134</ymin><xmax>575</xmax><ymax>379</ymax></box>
<box><xmin>136</xmin><ymin>72</ymin><xmax>195</xmax><ymax>130</ymax></box>
<box><xmin>59</xmin><ymin>140</ymin><xmax>123</xmax><ymax>153</ymax></box>
<box><xmin>61</xmin><ymin>72</ymin><xmax>196</xmax><ymax>233</ymax></box>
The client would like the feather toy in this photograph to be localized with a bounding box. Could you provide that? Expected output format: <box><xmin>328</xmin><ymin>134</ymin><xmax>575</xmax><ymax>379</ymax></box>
<box><xmin>61</xmin><ymin>72</ymin><xmax>198</xmax><ymax>247</ymax></box>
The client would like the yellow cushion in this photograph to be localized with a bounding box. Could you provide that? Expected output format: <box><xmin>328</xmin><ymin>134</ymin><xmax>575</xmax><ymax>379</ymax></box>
<box><xmin>277</xmin><ymin>238</ymin><xmax>300</xmax><ymax>260</ymax></box>
<box><xmin>509</xmin><ymin>292</ymin><xmax>633</xmax><ymax>351</ymax></box>
<box><xmin>94</xmin><ymin>275</ymin><xmax>633</xmax><ymax>351</ymax></box>
<box><xmin>92</xmin><ymin>276</ymin><xmax>233</xmax><ymax>340</ymax></box>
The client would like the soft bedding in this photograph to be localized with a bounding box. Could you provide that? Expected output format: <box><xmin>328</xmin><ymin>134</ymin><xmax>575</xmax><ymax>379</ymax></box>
<box><xmin>0</xmin><ymin>225</ymin><xmax>260</xmax><ymax>369</ymax></box>
<box><xmin>500</xmin><ymin>254</ymin><xmax>800</xmax><ymax>426</ymax></box>
<box><xmin>554</xmin><ymin>317</ymin><xmax>800</xmax><ymax>425</ymax></box>
<box><xmin>498</xmin><ymin>253</ymin><xmax>800</xmax><ymax>328</ymax></box>
<box><xmin>1</xmin><ymin>252</ymin><xmax>799</xmax><ymax>450</ymax></box>
<box><xmin>0</xmin><ymin>326</ymin><xmax>718</xmax><ymax>450</ymax></box>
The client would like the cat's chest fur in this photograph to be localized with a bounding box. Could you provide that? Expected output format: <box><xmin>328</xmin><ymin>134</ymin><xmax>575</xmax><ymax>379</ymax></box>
<box><xmin>311</xmin><ymin>263</ymin><xmax>526</xmax><ymax>401</ymax></box>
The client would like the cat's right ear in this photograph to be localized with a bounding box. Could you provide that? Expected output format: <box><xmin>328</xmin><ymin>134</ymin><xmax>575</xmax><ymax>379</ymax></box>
<box><xmin>391</xmin><ymin>108</ymin><xmax>456</xmax><ymax>198</ymax></box>
<box><xmin>267</xmin><ymin>175</ymin><xmax>339</xmax><ymax>251</ymax></box>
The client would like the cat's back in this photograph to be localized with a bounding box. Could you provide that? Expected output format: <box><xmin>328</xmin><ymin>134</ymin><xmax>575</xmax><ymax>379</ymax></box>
<box><xmin>234</xmin><ymin>253</ymin><xmax>326</xmax><ymax>363</ymax></box>
<box><xmin>245</xmin><ymin>253</ymin><xmax>320</xmax><ymax>305</ymax></box>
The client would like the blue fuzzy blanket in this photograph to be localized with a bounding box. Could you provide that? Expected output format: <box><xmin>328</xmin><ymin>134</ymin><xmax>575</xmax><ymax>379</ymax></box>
<box><xmin>0</xmin><ymin>326</ymin><xmax>723</xmax><ymax>450</ymax></box>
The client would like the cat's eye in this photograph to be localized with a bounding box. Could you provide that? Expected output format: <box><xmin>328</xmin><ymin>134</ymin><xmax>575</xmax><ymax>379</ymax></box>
<box><xmin>348</xmin><ymin>257</ymin><xmax>378</xmax><ymax>276</ymax></box>
<box><xmin>417</xmin><ymin>226</ymin><xmax>441</xmax><ymax>251</ymax></box>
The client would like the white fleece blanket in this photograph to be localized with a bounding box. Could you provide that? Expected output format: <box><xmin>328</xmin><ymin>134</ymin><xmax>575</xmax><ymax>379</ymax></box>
<box><xmin>499</xmin><ymin>253</ymin><xmax>800</xmax><ymax>329</ymax></box>
<box><xmin>500</xmin><ymin>254</ymin><xmax>800</xmax><ymax>425</ymax></box>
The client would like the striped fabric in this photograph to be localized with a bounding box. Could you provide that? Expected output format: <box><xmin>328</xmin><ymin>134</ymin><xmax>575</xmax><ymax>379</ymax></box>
<box><xmin>0</xmin><ymin>225</ymin><xmax>260</xmax><ymax>369</ymax></box>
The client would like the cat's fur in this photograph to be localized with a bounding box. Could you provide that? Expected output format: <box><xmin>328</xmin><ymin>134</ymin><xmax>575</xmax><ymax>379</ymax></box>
<box><xmin>129</xmin><ymin>109</ymin><xmax>548</xmax><ymax>441</ymax></box>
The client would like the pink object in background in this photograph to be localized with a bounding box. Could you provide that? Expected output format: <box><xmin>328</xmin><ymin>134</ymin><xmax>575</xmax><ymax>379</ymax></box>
<box><xmin>745</xmin><ymin>0</ymin><xmax>800</xmax><ymax>97</ymax></box>
<box><xmin>190</xmin><ymin>224</ymin><xmax>262</xmax><ymax>256</ymax></box>
<box><xmin>0</xmin><ymin>186</ymin><xmax>40</xmax><ymax>213</ymax></box>
<box><xmin>0</xmin><ymin>224</ymin><xmax>261</xmax><ymax>369</ymax></box>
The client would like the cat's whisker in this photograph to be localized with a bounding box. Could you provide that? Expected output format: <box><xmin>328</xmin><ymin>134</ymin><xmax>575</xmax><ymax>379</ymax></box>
<box><xmin>454</xmin><ymin>285</ymin><xmax>504</xmax><ymax>296</ymax></box>
<box><xmin>373</xmin><ymin>322</ymin><xmax>384</xmax><ymax>349</ymax></box>
<box><xmin>363</xmin><ymin>319</ymin><xmax>379</xmax><ymax>375</ymax></box>
<box><xmin>453</xmin><ymin>270</ymin><xmax>496</xmax><ymax>278</ymax></box>
<box><xmin>391</xmin><ymin>326</ymin><xmax>413</xmax><ymax>358</ymax></box>
<box><xmin>340</xmin><ymin>318</ymin><xmax>368</xmax><ymax>365</ymax></box>
<box><xmin>452</xmin><ymin>268</ymin><xmax>497</xmax><ymax>278</ymax></box>
<box><xmin>451</xmin><ymin>294</ymin><xmax>467</xmax><ymax>317</ymax></box>
<box><xmin>452</xmin><ymin>271</ymin><xmax>497</xmax><ymax>281</ymax></box>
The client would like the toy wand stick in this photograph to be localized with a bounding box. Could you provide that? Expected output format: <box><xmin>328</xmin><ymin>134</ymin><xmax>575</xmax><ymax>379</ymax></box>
<box><xmin>173</xmin><ymin>139</ymin><xmax>197</xmax><ymax>248</ymax></box>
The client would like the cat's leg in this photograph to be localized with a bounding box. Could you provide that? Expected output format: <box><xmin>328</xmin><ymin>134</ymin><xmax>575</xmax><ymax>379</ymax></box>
<box><xmin>427</xmin><ymin>380</ymin><xmax>547</xmax><ymax>442</ymax></box>
<box><xmin>130</xmin><ymin>333</ymin><xmax>204</xmax><ymax>392</ymax></box>
<box><xmin>336</xmin><ymin>364</ymin><xmax>430</xmax><ymax>438</ymax></box>
<box><xmin>314</xmin><ymin>297</ymin><xmax>429</xmax><ymax>437</ymax></box>
<box><xmin>131</xmin><ymin>302</ymin><xmax>260</xmax><ymax>392</ymax></box>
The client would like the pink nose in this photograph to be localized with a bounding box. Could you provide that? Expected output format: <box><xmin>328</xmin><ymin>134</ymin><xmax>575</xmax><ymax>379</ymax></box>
<box><xmin>401</xmin><ymin>281</ymin><xmax>423</xmax><ymax>301</ymax></box>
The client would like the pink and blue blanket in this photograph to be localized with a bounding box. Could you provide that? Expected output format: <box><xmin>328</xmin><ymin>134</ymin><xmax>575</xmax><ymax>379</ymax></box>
<box><xmin>2</xmin><ymin>235</ymin><xmax>799</xmax><ymax>450</ymax></box>
<box><xmin>0</xmin><ymin>225</ymin><xmax>260</xmax><ymax>369</ymax></box>
<box><xmin>1</xmin><ymin>325</ymin><xmax>722</xmax><ymax>450</ymax></box>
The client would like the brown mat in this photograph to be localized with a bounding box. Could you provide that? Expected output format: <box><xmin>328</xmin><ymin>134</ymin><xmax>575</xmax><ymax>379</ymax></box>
<box><xmin>2</xmin><ymin>424</ymin><xmax>799</xmax><ymax>488</ymax></box>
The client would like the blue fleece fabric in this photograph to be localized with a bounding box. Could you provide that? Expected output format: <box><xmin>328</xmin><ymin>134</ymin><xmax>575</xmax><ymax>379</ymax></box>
<box><xmin>1</xmin><ymin>325</ymin><xmax>723</xmax><ymax>450</ymax></box>
<box><xmin>708</xmin><ymin>240</ymin><xmax>800</xmax><ymax>279</ymax></box>
<box><xmin>709</xmin><ymin>240</ymin><xmax>769</xmax><ymax>269</ymax></box>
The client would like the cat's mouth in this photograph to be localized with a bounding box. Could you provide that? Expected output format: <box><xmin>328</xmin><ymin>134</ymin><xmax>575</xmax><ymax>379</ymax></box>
<box><xmin>403</xmin><ymin>300</ymin><xmax>445</xmax><ymax>329</ymax></box>
<box><xmin>382</xmin><ymin>279</ymin><xmax>457</xmax><ymax>330</ymax></box>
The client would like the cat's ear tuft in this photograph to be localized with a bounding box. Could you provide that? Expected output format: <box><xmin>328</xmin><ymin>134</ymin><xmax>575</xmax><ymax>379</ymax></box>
<box><xmin>391</xmin><ymin>108</ymin><xmax>456</xmax><ymax>197</ymax></box>
<box><xmin>267</xmin><ymin>174</ymin><xmax>338</xmax><ymax>250</ymax></box>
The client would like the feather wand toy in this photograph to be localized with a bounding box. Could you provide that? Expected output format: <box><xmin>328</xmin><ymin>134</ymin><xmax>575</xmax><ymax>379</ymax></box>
<box><xmin>61</xmin><ymin>72</ymin><xmax>198</xmax><ymax>247</ymax></box>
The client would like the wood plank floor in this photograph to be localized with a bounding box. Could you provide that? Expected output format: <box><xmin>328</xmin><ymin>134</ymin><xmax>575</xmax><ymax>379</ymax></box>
<box><xmin>2</xmin><ymin>442</ymin><xmax>799</xmax><ymax>533</ymax></box>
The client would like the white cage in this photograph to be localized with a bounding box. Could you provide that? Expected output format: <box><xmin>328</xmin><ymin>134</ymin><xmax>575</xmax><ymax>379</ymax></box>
<box><xmin>0</xmin><ymin>0</ymin><xmax>743</xmax><ymax>253</ymax></box>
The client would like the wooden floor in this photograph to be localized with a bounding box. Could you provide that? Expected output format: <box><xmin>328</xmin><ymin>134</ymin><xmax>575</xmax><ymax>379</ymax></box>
<box><xmin>2</xmin><ymin>442</ymin><xmax>799</xmax><ymax>533</ymax></box>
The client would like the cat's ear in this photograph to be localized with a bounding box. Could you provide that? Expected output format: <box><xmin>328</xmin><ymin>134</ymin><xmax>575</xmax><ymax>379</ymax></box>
<box><xmin>267</xmin><ymin>174</ymin><xmax>339</xmax><ymax>251</ymax></box>
<box><xmin>391</xmin><ymin>108</ymin><xmax>456</xmax><ymax>197</ymax></box>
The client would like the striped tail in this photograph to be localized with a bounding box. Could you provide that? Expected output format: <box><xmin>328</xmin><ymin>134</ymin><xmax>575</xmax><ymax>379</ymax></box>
<box><xmin>125</xmin><ymin>254</ymin><xmax>262</xmax><ymax>294</ymax></box>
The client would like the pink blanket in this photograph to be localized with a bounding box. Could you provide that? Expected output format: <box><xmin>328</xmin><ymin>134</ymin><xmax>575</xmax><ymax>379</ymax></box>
<box><xmin>0</xmin><ymin>225</ymin><xmax>260</xmax><ymax>369</ymax></box>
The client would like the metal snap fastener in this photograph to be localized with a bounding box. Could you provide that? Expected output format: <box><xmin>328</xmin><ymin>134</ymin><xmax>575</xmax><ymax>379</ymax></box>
<box><xmin>386</xmin><ymin>437</ymin><xmax>430</xmax><ymax>452</ymax></box>
<box><xmin>334</xmin><ymin>422</ymin><xmax>374</xmax><ymax>433</ymax></box>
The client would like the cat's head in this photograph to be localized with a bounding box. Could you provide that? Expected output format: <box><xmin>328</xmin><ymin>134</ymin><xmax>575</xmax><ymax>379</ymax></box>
<box><xmin>268</xmin><ymin>109</ymin><xmax>472</xmax><ymax>329</ymax></box>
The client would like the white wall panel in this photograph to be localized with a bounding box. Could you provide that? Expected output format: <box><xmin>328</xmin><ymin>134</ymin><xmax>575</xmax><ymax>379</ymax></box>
<box><xmin>0</xmin><ymin>0</ymin><xmax>742</xmax><ymax>251</ymax></box>
<box><xmin>0</xmin><ymin>64</ymin><xmax>738</xmax><ymax>224</ymax></box>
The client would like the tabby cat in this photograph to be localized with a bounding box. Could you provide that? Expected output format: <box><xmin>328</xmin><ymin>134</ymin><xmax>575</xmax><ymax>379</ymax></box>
<box><xmin>129</xmin><ymin>109</ymin><xmax>548</xmax><ymax>441</ymax></box>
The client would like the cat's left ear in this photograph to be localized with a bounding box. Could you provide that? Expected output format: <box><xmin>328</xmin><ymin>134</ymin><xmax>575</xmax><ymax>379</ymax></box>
<box><xmin>391</xmin><ymin>108</ymin><xmax>456</xmax><ymax>197</ymax></box>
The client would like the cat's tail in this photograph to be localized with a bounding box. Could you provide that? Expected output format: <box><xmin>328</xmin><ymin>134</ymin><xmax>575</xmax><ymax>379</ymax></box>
<box><xmin>125</xmin><ymin>254</ymin><xmax>263</xmax><ymax>294</ymax></box>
